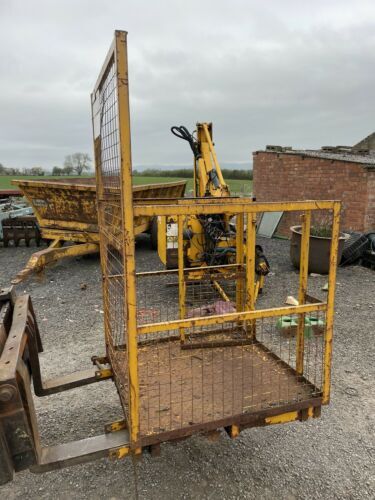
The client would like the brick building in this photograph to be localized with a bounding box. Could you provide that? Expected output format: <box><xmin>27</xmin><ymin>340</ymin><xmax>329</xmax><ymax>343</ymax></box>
<box><xmin>253</xmin><ymin>134</ymin><xmax>375</xmax><ymax>236</ymax></box>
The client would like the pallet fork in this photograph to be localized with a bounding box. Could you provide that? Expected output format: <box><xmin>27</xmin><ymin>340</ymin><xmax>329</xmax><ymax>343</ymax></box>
<box><xmin>0</xmin><ymin>287</ymin><xmax>129</xmax><ymax>484</ymax></box>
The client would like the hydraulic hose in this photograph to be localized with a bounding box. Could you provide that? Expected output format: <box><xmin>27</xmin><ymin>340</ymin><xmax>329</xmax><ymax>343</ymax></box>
<box><xmin>171</xmin><ymin>125</ymin><xmax>201</xmax><ymax>160</ymax></box>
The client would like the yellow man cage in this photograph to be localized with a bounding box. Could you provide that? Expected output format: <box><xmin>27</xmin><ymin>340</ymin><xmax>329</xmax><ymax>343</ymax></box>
<box><xmin>91</xmin><ymin>31</ymin><xmax>340</xmax><ymax>455</ymax></box>
<box><xmin>0</xmin><ymin>30</ymin><xmax>342</xmax><ymax>486</ymax></box>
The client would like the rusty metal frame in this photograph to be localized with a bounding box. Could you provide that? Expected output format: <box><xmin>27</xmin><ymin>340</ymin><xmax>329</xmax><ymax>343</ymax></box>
<box><xmin>128</xmin><ymin>199</ymin><xmax>340</xmax><ymax>449</ymax></box>
<box><xmin>0</xmin><ymin>288</ymin><xmax>128</xmax><ymax>484</ymax></box>
<box><xmin>11</xmin><ymin>177</ymin><xmax>186</xmax><ymax>284</ymax></box>
<box><xmin>91</xmin><ymin>31</ymin><xmax>341</xmax><ymax>450</ymax></box>
<box><xmin>91</xmin><ymin>30</ymin><xmax>140</xmax><ymax>448</ymax></box>
<box><xmin>12</xmin><ymin>241</ymin><xmax>99</xmax><ymax>284</ymax></box>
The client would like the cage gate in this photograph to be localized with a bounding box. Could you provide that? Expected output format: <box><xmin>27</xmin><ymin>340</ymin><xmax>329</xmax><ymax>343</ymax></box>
<box><xmin>91</xmin><ymin>31</ymin><xmax>340</xmax><ymax>453</ymax></box>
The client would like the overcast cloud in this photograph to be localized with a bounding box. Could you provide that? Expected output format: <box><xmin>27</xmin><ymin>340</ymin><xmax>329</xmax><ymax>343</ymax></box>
<box><xmin>0</xmin><ymin>0</ymin><xmax>375</xmax><ymax>170</ymax></box>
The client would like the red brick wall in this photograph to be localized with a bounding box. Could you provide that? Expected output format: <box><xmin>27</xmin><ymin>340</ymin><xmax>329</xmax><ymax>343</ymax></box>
<box><xmin>253</xmin><ymin>151</ymin><xmax>374</xmax><ymax>236</ymax></box>
<box><xmin>365</xmin><ymin>171</ymin><xmax>375</xmax><ymax>231</ymax></box>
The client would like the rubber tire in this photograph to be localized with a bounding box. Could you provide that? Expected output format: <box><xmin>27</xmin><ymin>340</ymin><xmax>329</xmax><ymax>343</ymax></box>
<box><xmin>150</xmin><ymin>217</ymin><xmax>158</xmax><ymax>250</ymax></box>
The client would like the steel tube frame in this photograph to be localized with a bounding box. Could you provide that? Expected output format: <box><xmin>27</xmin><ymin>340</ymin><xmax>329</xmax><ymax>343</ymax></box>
<box><xmin>133</xmin><ymin>200</ymin><xmax>339</xmax><ymax>217</ymax></box>
<box><xmin>322</xmin><ymin>202</ymin><xmax>341</xmax><ymax>403</ymax></box>
<box><xmin>91</xmin><ymin>31</ymin><xmax>140</xmax><ymax>446</ymax></box>
<box><xmin>133</xmin><ymin>200</ymin><xmax>340</xmax><ymax>404</ymax></box>
<box><xmin>115</xmin><ymin>31</ymin><xmax>140</xmax><ymax>448</ymax></box>
<box><xmin>0</xmin><ymin>33</ymin><xmax>342</xmax><ymax>484</ymax></box>
<box><xmin>246</xmin><ymin>211</ymin><xmax>256</xmax><ymax>338</ymax></box>
<box><xmin>296</xmin><ymin>211</ymin><xmax>311</xmax><ymax>374</ymax></box>
<box><xmin>124</xmin><ymin>197</ymin><xmax>339</xmax><ymax>445</ymax></box>
<box><xmin>92</xmin><ymin>31</ymin><xmax>341</xmax><ymax>451</ymax></box>
<box><xmin>177</xmin><ymin>214</ymin><xmax>186</xmax><ymax>342</ymax></box>
<box><xmin>235</xmin><ymin>212</ymin><xmax>244</xmax><ymax>315</ymax></box>
<box><xmin>137</xmin><ymin>302</ymin><xmax>328</xmax><ymax>335</ymax></box>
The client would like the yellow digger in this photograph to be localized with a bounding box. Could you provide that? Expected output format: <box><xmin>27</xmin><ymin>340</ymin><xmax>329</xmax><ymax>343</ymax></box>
<box><xmin>157</xmin><ymin>122</ymin><xmax>270</xmax><ymax>296</ymax></box>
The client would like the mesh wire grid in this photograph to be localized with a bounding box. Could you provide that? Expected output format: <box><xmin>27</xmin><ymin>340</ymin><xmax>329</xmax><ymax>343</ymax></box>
<box><xmin>117</xmin><ymin>270</ymin><xmax>326</xmax><ymax>437</ymax></box>
<box><xmin>91</xmin><ymin>36</ymin><xmax>331</xmax><ymax>440</ymax></box>
<box><xmin>93</xmin><ymin>55</ymin><xmax>130</xmax><ymax>419</ymax></box>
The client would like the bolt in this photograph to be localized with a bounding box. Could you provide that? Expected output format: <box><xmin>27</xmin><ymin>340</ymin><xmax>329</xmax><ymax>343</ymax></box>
<box><xmin>0</xmin><ymin>384</ymin><xmax>16</xmax><ymax>402</ymax></box>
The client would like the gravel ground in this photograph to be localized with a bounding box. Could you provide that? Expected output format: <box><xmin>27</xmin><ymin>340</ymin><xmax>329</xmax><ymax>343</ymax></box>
<box><xmin>0</xmin><ymin>235</ymin><xmax>374</xmax><ymax>500</ymax></box>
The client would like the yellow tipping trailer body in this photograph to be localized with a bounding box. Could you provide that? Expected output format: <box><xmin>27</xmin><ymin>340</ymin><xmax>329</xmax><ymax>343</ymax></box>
<box><xmin>11</xmin><ymin>177</ymin><xmax>186</xmax><ymax>282</ymax></box>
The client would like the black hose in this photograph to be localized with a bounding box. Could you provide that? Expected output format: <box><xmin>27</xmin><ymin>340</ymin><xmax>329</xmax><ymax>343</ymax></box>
<box><xmin>171</xmin><ymin>125</ymin><xmax>201</xmax><ymax>159</ymax></box>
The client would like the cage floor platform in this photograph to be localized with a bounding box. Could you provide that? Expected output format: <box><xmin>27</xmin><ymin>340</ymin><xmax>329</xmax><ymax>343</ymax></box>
<box><xmin>112</xmin><ymin>337</ymin><xmax>317</xmax><ymax>438</ymax></box>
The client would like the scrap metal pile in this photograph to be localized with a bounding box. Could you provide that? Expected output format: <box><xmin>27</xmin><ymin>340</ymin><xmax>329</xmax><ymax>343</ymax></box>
<box><xmin>0</xmin><ymin>198</ymin><xmax>39</xmax><ymax>247</ymax></box>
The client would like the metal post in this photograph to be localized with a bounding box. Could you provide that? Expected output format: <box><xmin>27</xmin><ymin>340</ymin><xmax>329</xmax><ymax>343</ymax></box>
<box><xmin>193</xmin><ymin>158</ymin><xmax>198</xmax><ymax>197</ymax></box>
<box><xmin>202</xmin><ymin>123</ymin><xmax>226</xmax><ymax>187</ymax></box>
<box><xmin>322</xmin><ymin>202</ymin><xmax>341</xmax><ymax>403</ymax></box>
<box><xmin>178</xmin><ymin>215</ymin><xmax>186</xmax><ymax>342</ymax></box>
<box><xmin>236</xmin><ymin>213</ymin><xmax>244</xmax><ymax>314</ymax></box>
<box><xmin>296</xmin><ymin>211</ymin><xmax>311</xmax><ymax>375</ymax></box>
<box><xmin>245</xmin><ymin>212</ymin><xmax>256</xmax><ymax>338</ymax></box>
<box><xmin>115</xmin><ymin>31</ymin><xmax>139</xmax><ymax>445</ymax></box>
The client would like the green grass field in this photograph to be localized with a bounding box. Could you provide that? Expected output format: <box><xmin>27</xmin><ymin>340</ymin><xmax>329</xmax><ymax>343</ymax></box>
<box><xmin>132</xmin><ymin>176</ymin><xmax>252</xmax><ymax>194</ymax></box>
<box><xmin>0</xmin><ymin>175</ymin><xmax>252</xmax><ymax>195</ymax></box>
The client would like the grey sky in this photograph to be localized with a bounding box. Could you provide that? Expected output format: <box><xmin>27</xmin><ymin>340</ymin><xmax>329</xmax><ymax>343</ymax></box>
<box><xmin>0</xmin><ymin>0</ymin><xmax>374</xmax><ymax>169</ymax></box>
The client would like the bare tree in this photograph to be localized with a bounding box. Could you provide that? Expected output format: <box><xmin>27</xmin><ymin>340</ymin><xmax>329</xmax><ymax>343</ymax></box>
<box><xmin>52</xmin><ymin>166</ymin><xmax>63</xmax><ymax>176</ymax></box>
<box><xmin>64</xmin><ymin>153</ymin><xmax>91</xmax><ymax>176</ymax></box>
<box><xmin>30</xmin><ymin>167</ymin><xmax>45</xmax><ymax>176</ymax></box>
<box><xmin>62</xmin><ymin>164</ymin><xmax>74</xmax><ymax>175</ymax></box>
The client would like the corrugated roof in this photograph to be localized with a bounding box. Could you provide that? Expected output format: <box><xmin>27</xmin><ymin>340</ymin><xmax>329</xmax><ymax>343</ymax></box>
<box><xmin>257</xmin><ymin>148</ymin><xmax>375</xmax><ymax>168</ymax></box>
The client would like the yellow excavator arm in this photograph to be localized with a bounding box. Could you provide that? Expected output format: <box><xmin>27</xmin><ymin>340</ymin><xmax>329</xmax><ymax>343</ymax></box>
<box><xmin>171</xmin><ymin>123</ymin><xmax>230</xmax><ymax>197</ymax></box>
<box><xmin>161</xmin><ymin>122</ymin><xmax>269</xmax><ymax>287</ymax></box>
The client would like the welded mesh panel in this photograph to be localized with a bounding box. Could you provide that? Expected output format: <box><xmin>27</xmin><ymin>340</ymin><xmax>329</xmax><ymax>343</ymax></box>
<box><xmin>93</xmin><ymin>54</ymin><xmax>127</xmax><ymax>344</ymax></box>
<box><xmin>122</xmin><ymin>269</ymin><xmax>326</xmax><ymax>437</ymax></box>
<box><xmin>104</xmin><ymin>246</ymin><xmax>126</xmax><ymax>347</ymax></box>
<box><xmin>253</xmin><ymin>312</ymin><xmax>325</xmax><ymax>396</ymax></box>
<box><xmin>136</xmin><ymin>339</ymin><xmax>320</xmax><ymax>436</ymax></box>
<box><xmin>96</xmin><ymin>57</ymin><xmax>121</xmax><ymax>191</ymax></box>
<box><xmin>136</xmin><ymin>270</ymin><xmax>246</xmax><ymax>337</ymax></box>
<box><xmin>91</xmin><ymin>36</ymin><xmax>338</xmax><ymax>444</ymax></box>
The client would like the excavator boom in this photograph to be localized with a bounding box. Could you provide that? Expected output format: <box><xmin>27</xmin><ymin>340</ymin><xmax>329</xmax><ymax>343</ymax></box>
<box><xmin>171</xmin><ymin>123</ymin><xmax>230</xmax><ymax>197</ymax></box>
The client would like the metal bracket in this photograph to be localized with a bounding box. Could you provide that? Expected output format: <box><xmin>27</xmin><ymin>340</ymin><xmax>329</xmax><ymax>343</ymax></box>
<box><xmin>12</xmin><ymin>241</ymin><xmax>99</xmax><ymax>284</ymax></box>
<box><xmin>0</xmin><ymin>292</ymin><xmax>119</xmax><ymax>484</ymax></box>
<box><xmin>105</xmin><ymin>419</ymin><xmax>127</xmax><ymax>434</ymax></box>
<box><xmin>31</xmin><ymin>430</ymin><xmax>130</xmax><ymax>473</ymax></box>
<box><xmin>92</xmin><ymin>355</ymin><xmax>113</xmax><ymax>380</ymax></box>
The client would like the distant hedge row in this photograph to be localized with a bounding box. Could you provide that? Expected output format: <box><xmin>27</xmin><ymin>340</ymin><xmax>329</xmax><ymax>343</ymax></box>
<box><xmin>133</xmin><ymin>168</ymin><xmax>252</xmax><ymax>180</ymax></box>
